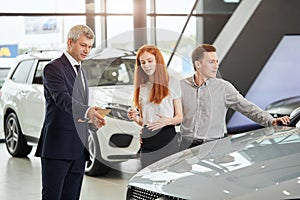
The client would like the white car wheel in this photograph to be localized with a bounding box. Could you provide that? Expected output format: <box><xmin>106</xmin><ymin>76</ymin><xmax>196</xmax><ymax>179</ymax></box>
<box><xmin>4</xmin><ymin>113</ymin><xmax>32</xmax><ymax>157</ymax></box>
<box><xmin>85</xmin><ymin>129</ymin><xmax>111</xmax><ymax>176</ymax></box>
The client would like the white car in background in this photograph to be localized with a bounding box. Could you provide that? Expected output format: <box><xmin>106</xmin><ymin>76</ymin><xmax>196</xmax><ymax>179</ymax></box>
<box><xmin>0</xmin><ymin>49</ymin><xmax>141</xmax><ymax>176</ymax></box>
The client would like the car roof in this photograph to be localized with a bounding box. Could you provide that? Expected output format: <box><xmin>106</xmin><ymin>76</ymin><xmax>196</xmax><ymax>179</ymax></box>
<box><xmin>5</xmin><ymin>50</ymin><xmax>63</xmax><ymax>78</ymax></box>
<box><xmin>11</xmin><ymin>50</ymin><xmax>63</xmax><ymax>68</ymax></box>
<box><xmin>19</xmin><ymin>50</ymin><xmax>63</xmax><ymax>60</ymax></box>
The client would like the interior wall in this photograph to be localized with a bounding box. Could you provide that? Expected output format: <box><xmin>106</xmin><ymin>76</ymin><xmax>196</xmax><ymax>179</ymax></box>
<box><xmin>203</xmin><ymin>0</ymin><xmax>239</xmax><ymax>43</ymax></box>
<box><xmin>217</xmin><ymin>0</ymin><xmax>300</xmax><ymax>121</ymax></box>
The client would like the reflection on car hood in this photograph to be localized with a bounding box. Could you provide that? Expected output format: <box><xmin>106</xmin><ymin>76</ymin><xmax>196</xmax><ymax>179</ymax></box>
<box><xmin>128</xmin><ymin>126</ymin><xmax>300</xmax><ymax>200</ymax></box>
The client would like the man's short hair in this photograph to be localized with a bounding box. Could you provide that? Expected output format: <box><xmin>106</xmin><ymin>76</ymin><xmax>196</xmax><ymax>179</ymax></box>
<box><xmin>192</xmin><ymin>44</ymin><xmax>216</xmax><ymax>71</ymax></box>
<box><xmin>67</xmin><ymin>24</ymin><xmax>95</xmax><ymax>42</ymax></box>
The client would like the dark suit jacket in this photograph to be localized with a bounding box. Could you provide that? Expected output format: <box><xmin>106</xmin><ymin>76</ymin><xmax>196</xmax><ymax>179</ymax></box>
<box><xmin>35</xmin><ymin>53</ymin><xmax>90</xmax><ymax>160</ymax></box>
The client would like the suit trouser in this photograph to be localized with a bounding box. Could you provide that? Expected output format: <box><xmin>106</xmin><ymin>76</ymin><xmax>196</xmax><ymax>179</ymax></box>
<box><xmin>41</xmin><ymin>154</ymin><xmax>85</xmax><ymax>200</ymax></box>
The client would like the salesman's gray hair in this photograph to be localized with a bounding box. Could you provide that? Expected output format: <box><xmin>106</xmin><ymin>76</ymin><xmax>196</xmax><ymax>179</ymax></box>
<box><xmin>67</xmin><ymin>25</ymin><xmax>95</xmax><ymax>42</ymax></box>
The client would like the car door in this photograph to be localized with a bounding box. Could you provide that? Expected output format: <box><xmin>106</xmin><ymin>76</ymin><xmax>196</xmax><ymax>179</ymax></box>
<box><xmin>9</xmin><ymin>59</ymin><xmax>46</xmax><ymax>139</ymax></box>
<box><xmin>22</xmin><ymin>60</ymin><xmax>49</xmax><ymax>139</ymax></box>
<box><xmin>7</xmin><ymin>59</ymin><xmax>36</xmax><ymax>138</ymax></box>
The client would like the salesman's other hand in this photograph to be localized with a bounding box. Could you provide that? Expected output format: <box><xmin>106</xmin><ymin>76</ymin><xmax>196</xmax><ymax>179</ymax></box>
<box><xmin>88</xmin><ymin>106</ymin><xmax>106</xmax><ymax>128</ymax></box>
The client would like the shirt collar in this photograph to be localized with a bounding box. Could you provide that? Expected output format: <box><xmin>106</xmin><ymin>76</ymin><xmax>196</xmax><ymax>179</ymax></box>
<box><xmin>64</xmin><ymin>51</ymin><xmax>81</xmax><ymax>67</ymax></box>
<box><xmin>189</xmin><ymin>75</ymin><xmax>215</xmax><ymax>88</ymax></box>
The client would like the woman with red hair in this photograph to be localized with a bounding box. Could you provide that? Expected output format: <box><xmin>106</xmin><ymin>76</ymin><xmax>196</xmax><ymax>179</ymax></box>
<box><xmin>128</xmin><ymin>44</ymin><xmax>182</xmax><ymax>168</ymax></box>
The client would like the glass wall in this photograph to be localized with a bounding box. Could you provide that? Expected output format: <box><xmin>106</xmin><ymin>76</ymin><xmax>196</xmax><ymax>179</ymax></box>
<box><xmin>0</xmin><ymin>0</ymin><xmax>85</xmax><ymax>13</ymax></box>
<box><xmin>154</xmin><ymin>0</ymin><xmax>195</xmax><ymax>14</ymax></box>
<box><xmin>0</xmin><ymin>0</ymin><xmax>239</xmax><ymax>77</ymax></box>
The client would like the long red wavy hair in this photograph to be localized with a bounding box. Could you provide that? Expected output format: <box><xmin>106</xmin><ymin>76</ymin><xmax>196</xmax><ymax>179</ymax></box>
<box><xmin>133</xmin><ymin>45</ymin><xmax>169</xmax><ymax>110</ymax></box>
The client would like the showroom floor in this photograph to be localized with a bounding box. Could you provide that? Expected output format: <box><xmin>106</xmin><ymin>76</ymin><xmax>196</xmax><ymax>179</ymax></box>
<box><xmin>0</xmin><ymin>141</ymin><xmax>142</xmax><ymax>200</ymax></box>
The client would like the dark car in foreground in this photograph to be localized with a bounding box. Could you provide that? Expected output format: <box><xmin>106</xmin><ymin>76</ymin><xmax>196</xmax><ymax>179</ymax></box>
<box><xmin>265</xmin><ymin>96</ymin><xmax>300</xmax><ymax>118</ymax></box>
<box><xmin>265</xmin><ymin>96</ymin><xmax>300</xmax><ymax>128</ymax></box>
<box><xmin>127</xmin><ymin>111</ymin><xmax>300</xmax><ymax>199</ymax></box>
<box><xmin>227</xmin><ymin>96</ymin><xmax>300</xmax><ymax>133</ymax></box>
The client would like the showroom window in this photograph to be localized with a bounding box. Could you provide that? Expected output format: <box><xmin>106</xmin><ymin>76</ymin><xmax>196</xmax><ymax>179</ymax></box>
<box><xmin>106</xmin><ymin>0</ymin><xmax>133</xmax><ymax>13</ymax></box>
<box><xmin>106</xmin><ymin>16</ymin><xmax>134</xmax><ymax>49</ymax></box>
<box><xmin>0</xmin><ymin>0</ymin><xmax>239</xmax><ymax>76</ymax></box>
<box><xmin>154</xmin><ymin>0</ymin><xmax>196</xmax><ymax>14</ymax></box>
<box><xmin>0</xmin><ymin>0</ymin><xmax>85</xmax><ymax>13</ymax></box>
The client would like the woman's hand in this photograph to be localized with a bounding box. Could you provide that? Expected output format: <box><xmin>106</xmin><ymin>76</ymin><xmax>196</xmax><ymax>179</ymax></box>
<box><xmin>127</xmin><ymin>107</ymin><xmax>139</xmax><ymax>121</ymax></box>
<box><xmin>147</xmin><ymin>114</ymin><xmax>168</xmax><ymax>131</ymax></box>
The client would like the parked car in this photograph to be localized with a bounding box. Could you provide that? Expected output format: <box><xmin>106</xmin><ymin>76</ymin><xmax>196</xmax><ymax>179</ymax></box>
<box><xmin>264</xmin><ymin>96</ymin><xmax>300</xmax><ymax>127</ymax></box>
<box><xmin>0</xmin><ymin>58</ymin><xmax>15</xmax><ymax>88</ymax></box>
<box><xmin>126</xmin><ymin>110</ymin><xmax>300</xmax><ymax>200</ymax></box>
<box><xmin>265</xmin><ymin>96</ymin><xmax>300</xmax><ymax>118</ymax></box>
<box><xmin>227</xmin><ymin>96</ymin><xmax>300</xmax><ymax>133</ymax></box>
<box><xmin>0</xmin><ymin>48</ymin><xmax>141</xmax><ymax>176</ymax></box>
<box><xmin>0</xmin><ymin>66</ymin><xmax>10</xmax><ymax>88</ymax></box>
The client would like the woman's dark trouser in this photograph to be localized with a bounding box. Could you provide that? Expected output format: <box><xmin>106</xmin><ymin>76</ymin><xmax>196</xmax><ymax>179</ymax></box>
<box><xmin>140</xmin><ymin>125</ymin><xmax>179</xmax><ymax>168</ymax></box>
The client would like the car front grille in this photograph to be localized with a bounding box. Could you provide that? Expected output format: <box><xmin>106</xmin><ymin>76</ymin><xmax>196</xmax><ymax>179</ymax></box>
<box><xmin>127</xmin><ymin>186</ymin><xmax>187</xmax><ymax>200</ymax></box>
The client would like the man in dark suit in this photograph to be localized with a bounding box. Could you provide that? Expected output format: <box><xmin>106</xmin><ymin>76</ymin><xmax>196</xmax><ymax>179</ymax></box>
<box><xmin>35</xmin><ymin>24</ymin><xmax>105</xmax><ymax>200</ymax></box>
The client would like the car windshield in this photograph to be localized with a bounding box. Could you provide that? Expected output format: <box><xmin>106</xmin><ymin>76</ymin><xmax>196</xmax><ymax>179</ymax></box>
<box><xmin>82</xmin><ymin>57</ymin><xmax>135</xmax><ymax>87</ymax></box>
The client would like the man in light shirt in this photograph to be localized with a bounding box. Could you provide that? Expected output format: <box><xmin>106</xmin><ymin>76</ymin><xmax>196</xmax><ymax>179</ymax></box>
<box><xmin>180</xmin><ymin>44</ymin><xmax>290</xmax><ymax>149</ymax></box>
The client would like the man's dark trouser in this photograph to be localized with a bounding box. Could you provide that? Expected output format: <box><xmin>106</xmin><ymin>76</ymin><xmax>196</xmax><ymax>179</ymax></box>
<box><xmin>41</xmin><ymin>154</ymin><xmax>85</xmax><ymax>200</ymax></box>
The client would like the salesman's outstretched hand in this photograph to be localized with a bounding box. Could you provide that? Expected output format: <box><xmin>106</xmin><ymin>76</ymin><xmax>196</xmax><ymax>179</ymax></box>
<box><xmin>272</xmin><ymin>116</ymin><xmax>290</xmax><ymax>126</ymax></box>
<box><xmin>88</xmin><ymin>106</ymin><xmax>106</xmax><ymax>128</ymax></box>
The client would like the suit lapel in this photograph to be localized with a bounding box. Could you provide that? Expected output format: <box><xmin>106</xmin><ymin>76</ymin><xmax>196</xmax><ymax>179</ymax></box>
<box><xmin>60</xmin><ymin>54</ymin><xmax>88</xmax><ymax>103</ymax></box>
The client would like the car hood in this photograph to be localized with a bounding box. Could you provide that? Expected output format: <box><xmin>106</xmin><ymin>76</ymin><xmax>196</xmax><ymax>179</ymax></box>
<box><xmin>128</xmin><ymin>126</ymin><xmax>300</xmax><ymax>200</ymax></box>
<box><xmin>265</xmin><ymin>96</ymin><xmax>300</xmax><ymax>115</ymax></box>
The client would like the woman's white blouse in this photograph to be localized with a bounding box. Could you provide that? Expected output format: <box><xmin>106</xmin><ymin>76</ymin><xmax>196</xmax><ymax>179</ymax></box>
<box><xmin>139</xmin><ymin>76</ymin><xmax>181</xmax><ymax>125</ymax></box>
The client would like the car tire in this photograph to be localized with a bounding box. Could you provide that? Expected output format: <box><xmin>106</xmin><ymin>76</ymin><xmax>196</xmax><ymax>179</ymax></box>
<box><xmin>4</xmin><ymin>112</ymin><xmax>32</xmax><ymax>157</ymax></box>
<box><xmin>85</xmin><ymin>129</ymin><xmax>111</xmax><ymax>176</ymax></box>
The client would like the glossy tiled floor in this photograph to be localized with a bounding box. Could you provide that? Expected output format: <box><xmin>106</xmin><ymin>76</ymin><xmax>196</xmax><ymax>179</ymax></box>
<box><xmin>0</xmin><ymin>142</ymin><xmax>141</xmax><ymax>200</ymax></box>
